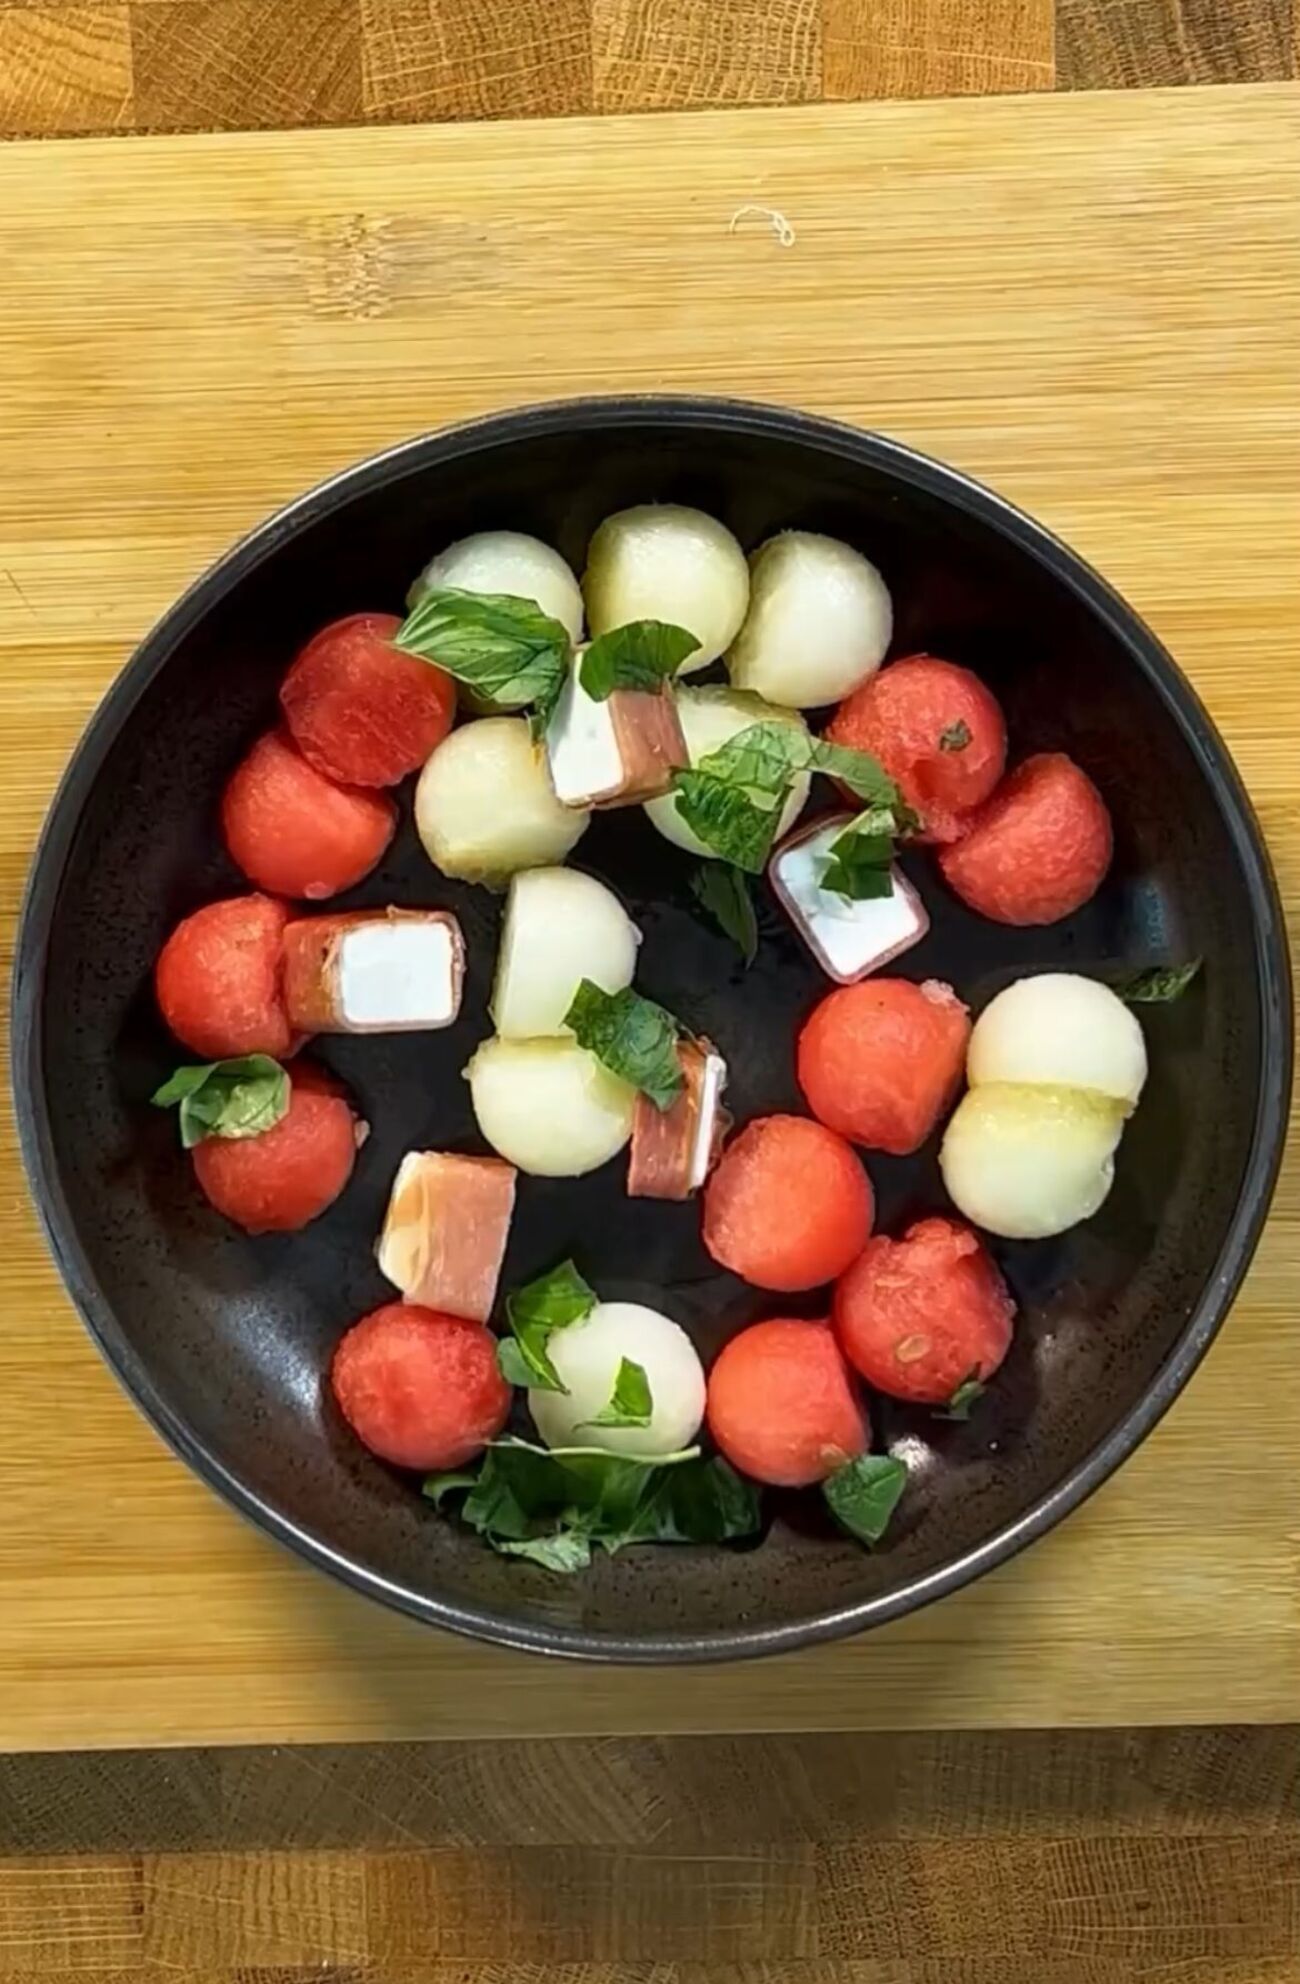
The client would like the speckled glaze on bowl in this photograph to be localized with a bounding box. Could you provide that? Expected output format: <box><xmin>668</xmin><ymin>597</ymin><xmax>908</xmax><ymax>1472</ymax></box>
<box><xmin>11</xmin><ymin>398</ymin><xmax>1292</xmax><ymax>1662</ymax></box>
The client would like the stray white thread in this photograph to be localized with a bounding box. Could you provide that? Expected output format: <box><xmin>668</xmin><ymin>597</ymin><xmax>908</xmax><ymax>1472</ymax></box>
<box><xmin>728</xmin><ymin>205</ymin><xmax>796</xmax><ymax>248</ymax></box>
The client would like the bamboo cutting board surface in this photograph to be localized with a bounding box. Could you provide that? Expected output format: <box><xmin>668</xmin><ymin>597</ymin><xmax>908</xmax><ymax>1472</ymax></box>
<box><xmin>1</xmin><ymin>82</ymin><xmax>1297</xmax><ymax>1753</ymax></box>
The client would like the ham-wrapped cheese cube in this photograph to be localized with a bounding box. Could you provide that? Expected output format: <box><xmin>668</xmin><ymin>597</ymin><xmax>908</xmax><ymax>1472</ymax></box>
<box><xmin>769</xmin><ymin>813</ymin><xmax>928</xmax><ymax>986</ymax></box>
<box><xmin>376</xmin><ymin>1150</ymin><xmax>517</xmax><ymax>1324</ymax></box>
<box><xmin>282</xmin><ymin>908</ymin><xmax>464</xmax><ymax>1035</ymax></box>
<box><xmin>627</xmin><ymin>1038</ymin><xmax>728</xmax><ymax>1201</ymax></box>
<box><xmin>546</xmin><ymin>665</ymin><xmax>687</xmax><ymax>809</ymax></box>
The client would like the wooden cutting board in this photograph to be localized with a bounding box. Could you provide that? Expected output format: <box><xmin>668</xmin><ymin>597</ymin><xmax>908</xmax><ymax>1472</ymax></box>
<box><xmin>1</xmin><ymin>82</ymin><xmax>1296</xmax><ymax>1754</ymax></box>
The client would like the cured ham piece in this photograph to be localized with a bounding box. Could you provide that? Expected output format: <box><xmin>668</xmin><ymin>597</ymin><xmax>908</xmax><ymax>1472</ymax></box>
<box><xmin>627</xmin><ymin>1038</ymin><xmax>728</xmax><ymax>1201</ymax></box>
<box><xmin>282</xmin><ymin>908</ymin><xmax>464</xmax><ymax>1035</ymax></box>
<box><xmin>376</xmin><ymin>1150</ymin><xmax>517</xmax><ymax>1324</ymax></box>
<box><xmin>547</xmin><ymin>668</ymin><xmax>687</xmax><ymax>808</ymax></box>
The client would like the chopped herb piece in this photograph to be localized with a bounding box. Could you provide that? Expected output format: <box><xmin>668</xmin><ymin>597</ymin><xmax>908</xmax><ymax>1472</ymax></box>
<box><xmin>503</xmin><ymin>1259</ymin><xmax>597</xmax><ymax>1394</ymax></box>
<box><xmin>395</xmin><ymin>585</ymin><xmax>572</xmax><ymax>731</ymax></box>
<box><xmin>822</xmin><ymin>1453</ymin><xmax>907</xmax><ymax>1546</ymax></box>
<box><xmin>1117</xmin><ymin>960</ymin><xmax>1203</xmax><ymax>1005</ymax></box>
<box><xmin>690</xmin><ymin>862</ymin><xmax>759</xmax><ymax>964</ymax></box>
<box><xmin>579</xmin><ymin>1357</ymin><xmax>653</xmax><ymax>1430</ymax></box>
<box><xmin>565</xmin><ymin>980</ymin><xmax>684</xmax><ymax>1112</ymax></box>
<box><xmin>151</xmin><ymin>1054</ymin><xmax>289</xmax><ymax>1151</ymax></box>
<box><xmin>579</xmin><ymin>620</ymin><xmax>699</xmax><ymax>699</ymax></box>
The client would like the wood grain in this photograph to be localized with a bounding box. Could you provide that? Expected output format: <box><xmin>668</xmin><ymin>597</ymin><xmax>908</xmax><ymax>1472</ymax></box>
<box><xmin>0</xmin><ymin>1728</ymin><xmax>1298</xmax><ymax>1976</ymax></box>
<box><xmin>360</xmin><ymin>0</ymin><xmax>591</xmax><ymax>123</ymax></box>
<box><xmin>824</xmin><ymin>0</ymin><xmax>1054</xmax><ymax>99</ymax></box>
<box><xmin>131</xmin><ymin>0</ymin><xmax>364</xmax><ymax>132</ymax></box>
<box><xmin>0</xmin><ymin>6</ymin><xmax>131</xmax><ymax>135</ymax></box>
<box><xmin>0</xmin><ymin>0</ymin><xmax>1292</xmax><ymax>136</ymax></box>
<box><xmin>593</xmin><ymin>0</ymin><xmax>822</xmax><ymax>111</ymax></box>
<box><xmin>1058</xmin><ymin>0</ymin><xmax>1295</xmax><ymax>89</ymax></box>
<box><xmin>0</xmin><ymin>84</ymin><xmax>1297</xmax><ymax>1752</ymax></box>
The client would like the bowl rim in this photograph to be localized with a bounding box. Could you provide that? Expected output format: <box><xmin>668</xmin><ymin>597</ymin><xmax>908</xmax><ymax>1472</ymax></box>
<box><xmin>11</xmin><ymin>393</ymin><xmax>1293</xmax><ymax>1664</ymax></box>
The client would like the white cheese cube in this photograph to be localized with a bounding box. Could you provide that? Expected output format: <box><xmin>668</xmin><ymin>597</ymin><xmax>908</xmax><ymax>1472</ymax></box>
<box><xmin>769</xmin><ymin>814</ymin><xmax>928</xmax><ymax>985</ymax></box>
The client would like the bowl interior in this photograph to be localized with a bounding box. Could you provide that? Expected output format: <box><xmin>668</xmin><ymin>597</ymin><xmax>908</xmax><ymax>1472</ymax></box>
<box><xmin>21</xmin><ymin>407</ymin><xmax>1280</xmax><ymax>1655</ymax></box>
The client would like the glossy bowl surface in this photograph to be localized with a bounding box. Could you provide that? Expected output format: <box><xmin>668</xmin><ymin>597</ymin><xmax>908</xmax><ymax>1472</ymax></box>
<box><xmin>13</xmin><ymin>397</ymin><xmax>1291</xmax><ymax>1660</ymax></box>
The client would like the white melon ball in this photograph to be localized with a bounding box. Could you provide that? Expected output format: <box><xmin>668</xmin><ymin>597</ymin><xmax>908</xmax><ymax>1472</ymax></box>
<box><xmin>492</xmin><ymin>866</ymin><xmax>640</xmax><ymax>1038</ymax></box>
<box><xmin>643</xmin><ymin>686</ymin><xmax>812</xmax><ymax>857</ymax></box>
<box><xmin>528</xmin><ymin>1301</ymin><xmax>706</xmax><ymax>1458</ymax></box>
<box><xmin>939</xmin><ymin>1083</ymin><xmax>1127</xmax><ymax>1241</ymax></box>
<box><xmin>416</xmin><ymin>718</ymin><xmax>588</xmax><ymax>886</ymax></box>
<box><xmin>465</xmin><ymin>1036</ymin><xmax>635</xmax><ymax>1177</ymax></box>
<box><xmin>968</xmin><ymin>974</ymin><xmax>1148</xmax><ymax>1112</ymax></box>
<box><xmin>583</xmin><ymin>505</ymin><xmax>749</xmax><ymax>673</ymax></box>
<box><xmin>410</xmin><ymin>530</ymin><xmax>584</xmax><ymax>646</ymax></box>
<box><xmin>725</xmin><ymin>531</ymin><xmax>893</xmax><ymax>707</ymax></box>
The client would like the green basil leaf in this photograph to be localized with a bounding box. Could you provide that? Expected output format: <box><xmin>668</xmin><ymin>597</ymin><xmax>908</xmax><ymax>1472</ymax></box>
<box><xmin>672</xmin><ymin>770</ymin><xmax>783</xmax><ymax>872</ymax></box>
<box><xmin>504</xmin><ymin>1259</ymin><xmax>597</xmax><ymax>1394</ymax></box>
<box><xmin>823</xmin><ymin>1454</ymin><xmax>907</xmax><ymax>1547</ymax></box>
<box><xmin>631</xmin><ymin>1457</ymin><xmax>763</xmax><ymax>1545</ymax></box>
<box><xmin>579</xmin><ymin>620</ymin><xmax>700</xmax><ymax>699</ymax></box>
<box><xmin>671</xmin><ymin>722</ymin><xmax>912</xmax><ymax>871</ymax></box>
<box><xmin>423</xmin><ymin>1440</ymin><xmax>737</xmax><ymax>1576</ymax></box>
<box><xmin>422</xmin><ymin>1470</ymin><xmax>479</xmax><ymax>1510</ymax></box>
<box><xmin>690</xmin><ymin>862</ymin><xmax>758</xmax><ymax>964</ymax></box>
<box><xmin>809</xmin><ymin>736</ymin><xmax>905</xmax><ymax>810</ymax></box>
<box><xmin>564</xmin><ymin>980</ymin><xmax>684</xmax><ymax>1112</ymax></box>
<box><xmin>939</xmin><ymin>719</ymin><xmax>972</xmax><ymax>753</ymax></box>
<box><xmin>820</xmin><ymin>810</ymin><xmax>898</xmax><ymax>902</ymax></box>
<box><xmin>151</xmin><ymin>1054</ymin><xmax>289</xmax><ymax>1150</ymax></box>
<box><xmin>496</xmin><ymin>1338</ymin><xmax>534</xmax><ymax>1389</ymax></box>
<box><xmin>935</xmin><ymin>1368</ymin><xmax>987</xmax><ymax>1423</ymax></box>
<box><xmin>494</xmin><ymin>1530</ymin><xmax>593</xmax><ymax>1573</ymax></box>
<box><xmin>1118</xmin><ymin>960</ymin><xmax>1202</xmax><ymax>1005</ymax></box>
<box><xmin>580</xmin><ymin>1357</ymin><xmax>653</xmax><ymax>1431</ymax></box>
<box><xmin>395</xmin><ymin>585</ymin><xmax>572</xmax><ymax>719</ymax></box>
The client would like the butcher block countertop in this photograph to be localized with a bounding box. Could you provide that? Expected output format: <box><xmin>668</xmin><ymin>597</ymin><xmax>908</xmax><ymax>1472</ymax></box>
<box><xmin>0</xmin><ymin>80</ymin><xmax>1296</xmax><ymax>1753</ymax></box>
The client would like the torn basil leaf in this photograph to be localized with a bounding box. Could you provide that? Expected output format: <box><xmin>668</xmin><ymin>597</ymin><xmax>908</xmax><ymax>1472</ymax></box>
<box><xmin>495</xmin><ymin>1530</ymin><xmax>594</xmax><ymax>1573</ymax></box>
<box><xmin>939</xmin><ymin>719</ymin><xmax>972</xmax><ymax>753</ymax></box>
<box><xmin>579</xmin><ymin>620</ymin><xmax>700</xmax><ymax>699</ymax></box>
<box><xmin>1118</xmin><ymin>960</ymin><xmax>1202</xmax><ymax>1005</ymax></box>
<box><xmin>820</xmin><ymin>809</ymin><xmax>899</xmax><ymax>902</ymax></box>
<box><xmin>151</xmin><ymin>1054</ymin><xmax>289</xmax><ymax>1150</ymax></box>
<box><xmin>565</xmin><ymin>980</ymin><xmax>684</xmax><ymax>1112</ymax></box>
<box><xmin>671</xmin><ymin>721</ymin><xmax>912</xmax><ymax>871</ymax></box>
<box><xmin>580</xmin><ymin>1357</ymin><xmax>653</xmax><ymax>1431</ymax></box>
<box><xmin>395</xmin><ymin>585</ymin><xmax>572</xmax><ymax>728</ymax></box>
<box><xmin>423</xmin><ymin>1441</ymin><xmax>759</xmax><ymax>1576</ymax></box>
<box><xmin>503</xmin><ymin>1259</ymin><xmax>597</xmax><ymax>1394</ymax></box>
<box><xmin>822</xmin><ymin>1454</ymin><xmax>907</xmax><ymax>1547</ymax></box>
<box><xmin>690</xmin><ymin>862</ymin><xmax>758</xmax><ymax>965</ymax></box>
<box><xmin>808</xmin><ymin>736</ymin><xmax>906</xmax><ymax>811</ymax></box>
<box><xmin>936</xmin><ymin>1368</ymin><xmax>986</xmax><ymax>1422</ymax></box>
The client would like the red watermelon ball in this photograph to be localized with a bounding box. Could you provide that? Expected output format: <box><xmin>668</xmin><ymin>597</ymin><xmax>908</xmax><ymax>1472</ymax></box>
<box><xmin>707</xmin><ymin>1317</ymin><xmax>869</xmax><ymax>1488</ymax></box>
<box><xmin>833</xmin><ymin>1216</ymin><xmax>1015</xmax><ymax>1405</ymax></box>
<box><xmin>191</xmin><ymin>1062</ymin><xmax>360</xmax><ymax>1234</ymax></box>
<box><xmin>280</xmin><ymin>612</ymin><xmax>456</xmax><ymax>788</ymax></box>
<box><xmin>702</xmin><ymin>1114</ymin><xmax>874</xmax><ymax>1293</ymax></box>
<box><xmin>221</xmin><ymin>729</ymin><xmax>397</xmax><ymax>901</ymax></box>
<box><xmin>798</xmin><ymin>978</ymin><xmax>970</xmax><ymax>1157</ymax></box>
<box><xmin>825</xmin><ymin>652</ymin><xmax>1007</xmax><ymax>843</ymax></box>
<box><xmin>154</xmin><ymin>892</ymin><xmax>292</xmax><ymax>1060</ymax></box>
<box><xmin>331</xmin><ymin>1304</ymin><xmax>511</xmax><ymax>1471</ymax></box>
<box><xmin>938</xmin><ymin>751</ymin><xmax>1113</xmax><ymax>925</ymax></box>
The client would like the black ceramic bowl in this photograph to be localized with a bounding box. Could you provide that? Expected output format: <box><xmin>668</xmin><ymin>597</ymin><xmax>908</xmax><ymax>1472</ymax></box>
<box><xmin>13</xmin><ymin>397</ymin><xmax>1292</xmax><ymax>1661</ymax></box>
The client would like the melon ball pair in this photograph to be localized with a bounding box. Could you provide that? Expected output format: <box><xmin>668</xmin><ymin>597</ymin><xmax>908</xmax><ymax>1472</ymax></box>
<box><xmin>941</xmin><ymin>974</ymin><xmax>1148</xmax><ymax>1240</ymax></box>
